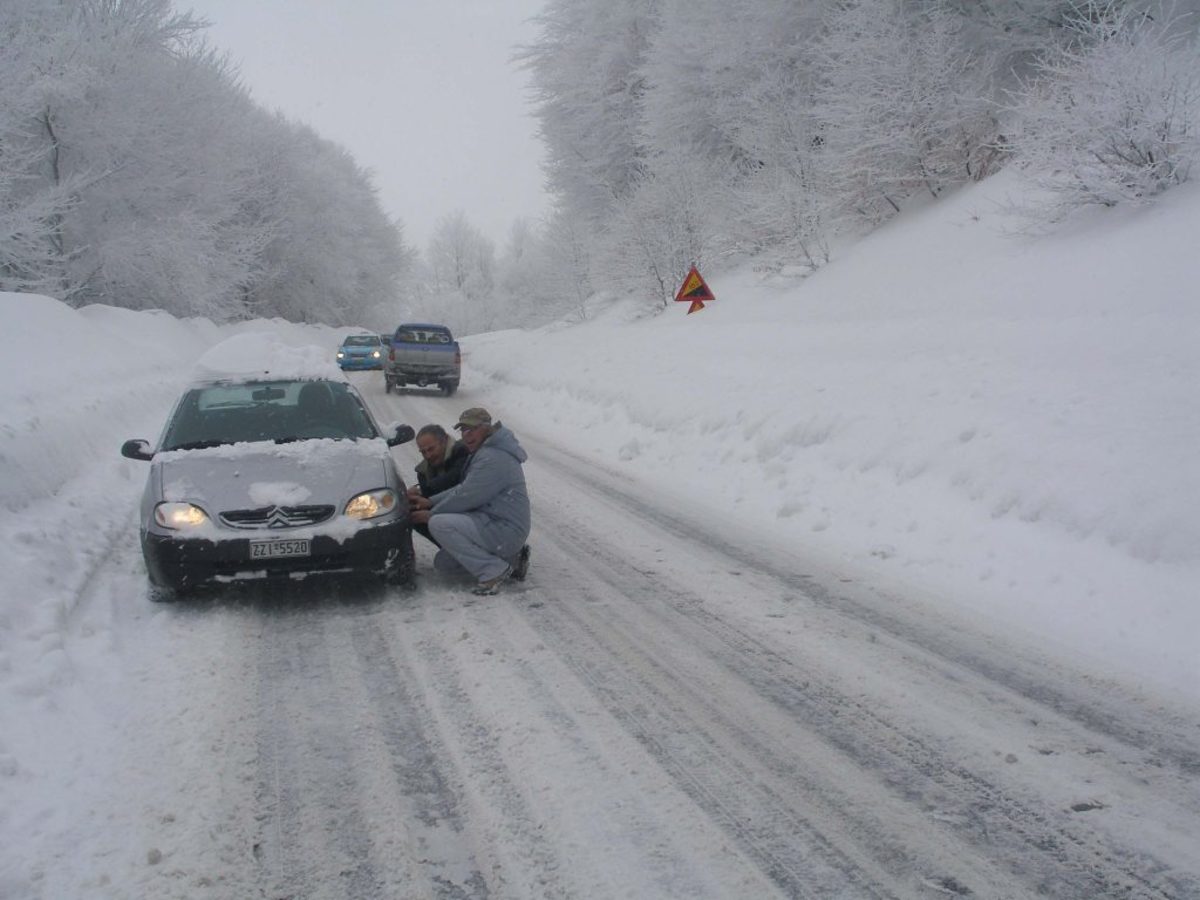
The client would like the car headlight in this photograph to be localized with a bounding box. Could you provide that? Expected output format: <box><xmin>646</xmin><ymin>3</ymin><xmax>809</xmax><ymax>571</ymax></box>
<box><xmin>154</xmin><ymin>502</ymin><xmax>209</xmax><ymax>529</ymax></box>
<box><xmin>337</xmin><ymin>350</ymin><xmax>345</xmax><ymax>358</ymax></box>
<box><xmin>344</xmin><ymin>489</ymin><xmax>398</xmax><ymax>520</ymax></box>
<box><xmin>371</xmin><ymin>350</ymin><xmax>381</xmax><ymax>358</ymax></box>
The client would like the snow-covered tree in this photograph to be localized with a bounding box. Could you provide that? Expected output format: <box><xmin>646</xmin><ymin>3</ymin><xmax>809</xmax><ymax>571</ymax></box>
<box><xmin>1007</xmin><ymin>1</ymin><xmax>1200</xmax><ymax>218</ymax></box>
<box><xmin>0</xmin><ymin>0</ymin><xmax>409</xmax><ymax>324</ymax></box>
<box><xmin>536</xmin><ymin>207</ymin><xmax>595</xmax><ymax>322</ymax></box>
<box><xmin>519</xmin><ymin>0</ymin><xmax>659</xmax><ymax>227</ymax></box>
<box><xmin>513</xmin><ymin>0</ymin><xmax>1197</xmax><ymax>314</ymax></box>
<box><xmin>425</xmin><ymin>211</ymin><xmax>499</xmax><ymax>333</ymax></box>
<box><xmin>244</xmin><ymin>118</ymin><xmax>406</xmax><ymax>326</ymax></box>
<box><xmin>596</xmin><ymin>150</ymin><xmax>729</xmax><ymax>307</ymax></box>
<box><xmin>814</xmin><ymin>0</ymin><xmax>999</xmax><ymax>224</ymax></box>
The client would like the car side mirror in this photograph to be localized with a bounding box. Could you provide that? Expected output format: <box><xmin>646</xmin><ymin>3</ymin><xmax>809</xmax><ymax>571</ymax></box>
<box><xmin>121</xmin><ymin>439</ymin><xmax>154</xmax><ymax>461</ymax></box>
<box><xmin>387</xmin><ymin>424</ymin><xmax>416</xmax><ymax>447</ymax></box>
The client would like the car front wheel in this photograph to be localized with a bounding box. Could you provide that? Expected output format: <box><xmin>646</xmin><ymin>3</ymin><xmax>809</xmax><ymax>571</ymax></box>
<box><xmin>147</xmin><ymin>579</ymin><xmax>183</xmax><ymax>603</ymax></box>
<box><xmin>384</xmin><ymin>536</ymin><xmax>416</xmax><ymax>589</ymax></box>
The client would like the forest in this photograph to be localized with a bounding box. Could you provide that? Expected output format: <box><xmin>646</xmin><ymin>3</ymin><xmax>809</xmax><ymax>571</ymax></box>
<box><xmin>3</xmin><ymin>0</ymin><xmax>1198</xmax><ymax>330</ymax></box>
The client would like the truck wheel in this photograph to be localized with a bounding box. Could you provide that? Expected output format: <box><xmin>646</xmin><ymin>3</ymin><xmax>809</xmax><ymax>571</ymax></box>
<box><xmin>441</xmin><ymin>381</ymin><xmax>458</xmax><ymax>397</ymax></box>
<box><xmin>384</xmin><ymin>376</ymin><xmax>392</xmax><ymax>394</ymax></box>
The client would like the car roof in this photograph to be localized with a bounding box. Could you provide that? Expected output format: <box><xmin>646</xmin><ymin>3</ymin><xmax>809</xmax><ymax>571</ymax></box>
<box><xmin>396</xmin><ymin>323</ymin><xmax>451</xmax><ymax>331</ymax></box>
<box><xmin>192</xmin><ymin>333</ymin><xmax>347</xmax><ymax>385</ymax></box>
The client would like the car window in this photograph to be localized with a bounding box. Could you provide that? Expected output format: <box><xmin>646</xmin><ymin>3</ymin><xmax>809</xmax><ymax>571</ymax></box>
<box><xmin>395</xmin><ymin>329</ymin><xmax>451</xmax><ymax>344</ymax></box>
<box><xmin>342</xmin><ymin>335</ymin><xmax>380</xmax><ymax>347</ymax></box>
<box><xmin>161</xmin><ymin>379</ymin><xmax>378</xmax><ymax>450</ymax></box>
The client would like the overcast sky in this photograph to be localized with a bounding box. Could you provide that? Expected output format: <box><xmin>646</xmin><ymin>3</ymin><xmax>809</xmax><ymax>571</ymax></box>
<box><xmin>183</xmin><ymin>0</ymin><xmax>550</xmax><ymax>252</ymax></box>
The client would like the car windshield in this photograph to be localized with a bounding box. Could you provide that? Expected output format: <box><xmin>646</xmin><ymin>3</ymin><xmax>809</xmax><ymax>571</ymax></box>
<box><xmin>342</xmin><ymin>335</ymin><xmax>379</xmax><ymax>347</ymax></box>
<box><xmin>159</xmin><ymin>379</ymin><xmax>378</xmax><ymax>451</ymax></box>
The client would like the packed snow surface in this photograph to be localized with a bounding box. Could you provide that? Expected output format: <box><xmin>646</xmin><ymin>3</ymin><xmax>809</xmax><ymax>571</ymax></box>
<box><xmin>0</xmin><ymin>168</ymin><xmax>1196</xmax><ymax>896</ymax></box>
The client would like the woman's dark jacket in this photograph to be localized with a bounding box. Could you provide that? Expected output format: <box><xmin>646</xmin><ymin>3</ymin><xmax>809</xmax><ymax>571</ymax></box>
<box><xmin>415</xmin><ymin>439</ymin><xmax>470</xmax><ymax>497</ymax></box>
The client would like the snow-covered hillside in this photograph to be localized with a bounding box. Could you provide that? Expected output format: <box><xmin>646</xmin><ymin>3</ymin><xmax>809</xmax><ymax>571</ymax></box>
<box><xmin>1</xmin><ymin>168</ymin><xmax>1196</xmax><ymax>713</ymax></box>
<box><xmin>1</xmin><ymin>165</ymin><xmax>1198</xmax><ymax>898</ymax></box>
<box><xmin>461</xmin><ymin>168</ymin><xmax>1199</xmax><ymax>700</ymax></box>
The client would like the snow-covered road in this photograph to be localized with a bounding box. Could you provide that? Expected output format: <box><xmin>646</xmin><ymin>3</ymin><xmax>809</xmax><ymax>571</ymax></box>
<box><xmin>18</xmin><ymin>374</ymin><xmax>1197</xmax><ymax>899</ymax></box>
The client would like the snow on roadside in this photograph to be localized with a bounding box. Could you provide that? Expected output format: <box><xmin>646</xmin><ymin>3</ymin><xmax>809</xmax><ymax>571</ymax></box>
<box><xmin>0</xmin><ymin>294</ymin><xmax>350</xmax><ymax>890</ymax></box>
<box><xmin>461</xmin><ymin>168</ymin><xmax>1200</xmax><ymax>702</ymax></box>
<box><xmin>0</xmin><ymin>164</ymin><xmax>1196</xmax><ymax>893</ymax></box>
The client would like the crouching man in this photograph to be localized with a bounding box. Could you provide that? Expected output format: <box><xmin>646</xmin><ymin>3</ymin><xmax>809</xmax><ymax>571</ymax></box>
<box><xmin>409</xmin><ymin>407</ymin><xmax>531</xmax><ymax>595</ymax></box>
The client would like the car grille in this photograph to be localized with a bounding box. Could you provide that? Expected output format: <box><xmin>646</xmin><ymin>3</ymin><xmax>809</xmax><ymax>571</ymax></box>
<box><xmin>219</xmin><ymin>505</ymin><xmax>336</xmax><ymax>529</ymax></box>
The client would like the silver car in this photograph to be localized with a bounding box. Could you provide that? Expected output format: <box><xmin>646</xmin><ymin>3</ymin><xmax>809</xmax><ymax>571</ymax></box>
<box><xmin>121</xmin><ymin>374</ymin><xmax>416</xmax><ymax>600</ymax></box>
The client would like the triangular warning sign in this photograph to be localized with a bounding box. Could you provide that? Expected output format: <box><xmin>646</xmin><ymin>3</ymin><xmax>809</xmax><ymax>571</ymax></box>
<box><xmin>674</xmin><ymin>266</ymin><xmax>715</xmax><ymax>304</ymax></box>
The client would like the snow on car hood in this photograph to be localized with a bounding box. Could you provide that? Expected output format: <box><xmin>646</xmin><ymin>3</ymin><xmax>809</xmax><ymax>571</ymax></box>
<box><xmin>156</xmin><ymin>438</ymin><xmax>394</xmax><ymax>515</ymax></box>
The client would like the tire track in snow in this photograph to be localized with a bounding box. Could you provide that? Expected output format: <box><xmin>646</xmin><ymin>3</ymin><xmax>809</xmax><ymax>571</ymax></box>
<box><xmin>346</xmin><ymin>610</ymin><xmax>494</xmax><ymax>899</ymax></box>
<box><xmin>372</xmin><ymin>602</ymin><xmax>581</xmax><ymax>900</ymax></box>
<box><xmin>253</xmin><ymin>604</ymin><xmax>387</xmax><ymax>899</ymax></box>
<box><xmin>520</xmin><ymin>449</ymin><xmax>1197</xmax><ymax>899</ymax></box>
<box><xmin>529</xmin><ymin>438</ymin><xmax>1200</xmax><ymax>777</ymax></box>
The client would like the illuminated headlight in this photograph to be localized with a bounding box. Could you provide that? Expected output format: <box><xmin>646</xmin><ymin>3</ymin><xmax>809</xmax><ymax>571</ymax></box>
<box><xmin>337</xmin><ymin>350</ymin><xmax>345</xmax><ymax>358</ymax></box>
<box><xmin>344</xmin><ymin>489</ymin><xmax>397</xmax><ymax>520</ymax></box>
<box><xmin>371</xmin><ymin>350</ymin><xmax>381</xmax><ymax>358</ymax></box>
<box><xmin>154</xmin><ymin>502</ymin><xmax>209</xmax><ymax>529</ymax></box>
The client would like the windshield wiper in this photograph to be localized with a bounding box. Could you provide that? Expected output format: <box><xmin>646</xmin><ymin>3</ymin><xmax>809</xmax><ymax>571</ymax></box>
<box><xmin>167</xmin><ymin>439</ymin><xmax>228</xmax><ymax>451</ymax></box>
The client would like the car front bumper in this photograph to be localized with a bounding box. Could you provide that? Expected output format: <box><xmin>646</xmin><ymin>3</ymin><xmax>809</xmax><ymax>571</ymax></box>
<box><xmin>338</xmin><ymin>356</ymin><xmax>382</xmax><ymax>370</ymax></box>
<box><xmin>142</xmin><ymin>517</ymin><xmax>411</xmax><ymax>590</ymax></box>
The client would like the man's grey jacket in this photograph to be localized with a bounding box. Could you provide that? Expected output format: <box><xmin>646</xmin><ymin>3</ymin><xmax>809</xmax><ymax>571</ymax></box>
<box><xmin>428</xmin><ymin>424</ymin><xmax>530</xmax><ymax>558</ymax></box>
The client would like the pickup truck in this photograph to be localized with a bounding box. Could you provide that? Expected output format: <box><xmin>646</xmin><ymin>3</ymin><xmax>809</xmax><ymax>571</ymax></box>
<box><xmin>384</xmin><ymin>323</ymin><xmax>461</xmax><ymax>396</ymax></box>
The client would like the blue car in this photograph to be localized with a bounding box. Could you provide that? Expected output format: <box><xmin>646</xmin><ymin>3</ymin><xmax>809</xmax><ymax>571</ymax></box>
<box><xmin>336</xmin><ymin>333</ymin><xmax>385</xmax><ymax>370</ymax></box>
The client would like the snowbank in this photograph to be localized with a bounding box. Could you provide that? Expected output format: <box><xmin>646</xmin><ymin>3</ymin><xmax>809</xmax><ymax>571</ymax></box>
<box><xmin>462</xmin><ymin>169</ymin><xmax>1200</xmax><ymax>699</ymax></box>
<box><xmin>0</xmin><ymin>165</ymin><xmax>1195</xmax><ymax>744</ymax></box>
<box><xmin>0</xmin><ymin>294</ymin><xmax>347</xmax><ymax>705</ymax></box>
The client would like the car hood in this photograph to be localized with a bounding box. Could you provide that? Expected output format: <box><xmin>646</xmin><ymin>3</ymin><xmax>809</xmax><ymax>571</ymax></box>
<box><xmin>155</xmin><ymin>439</ymin><xmax>393</xmax><ymax>513</ymax></box>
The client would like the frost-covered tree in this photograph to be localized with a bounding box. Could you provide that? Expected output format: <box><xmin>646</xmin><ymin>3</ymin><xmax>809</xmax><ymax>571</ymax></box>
<box><xmin>536</xmin><ymin>207</ymin><xmax>595</xmax><ymax>322</ymax></box>
<box><xmin>428</xmin><ymin>211</ymin><xmax>495</xmax><ymax>297</ymax></box>
<box><xmin>495</xmin><ymin>218</ymin><xmax>544</xmax><ymax>322</ymax></box>
<box><xmin>814</xmin><ymin>0</ymin><xmax>999</xmax><ymax>223</ymax></box>
<box><xmin>245</xmin><ymin>119</ymin><xmax>406</xmax><ymax>326</ymax></box>
<box><xmin>519</xmin><ymin>0</ymin><xmax>658</xmax><ymax>227</ymax></box>
<box><xmin>1007</xmin><ymin>1</ymin><xmax>1200</xmax><ymax>218</ymax></box>
<box><xmin>637</xmin><ymin>0</ymin><xmax>836</xmax><ymax>268</ymax></box>
<box><xmin>597</xmin><ymin>150</ymin><xmax>728</xmax><ymax>307</ymax></box>
<box><xmin>0</xmin><ymin>0</ymin><xmax>409</xmax><ymax>323</ymax></box>
<box><xmin>62</xmin><ymin>39</ymin><xmax>279</xmax><ymax>318</ymax></box>
<box><xmin>426</xmin><ymin>211</ymin><xmax>499</xmax><ymax>333</ymax></box>
<box><xmin>514</xmin><ymin>0</ymin><xmax>1199</xmax><ymax>316</ymax></box>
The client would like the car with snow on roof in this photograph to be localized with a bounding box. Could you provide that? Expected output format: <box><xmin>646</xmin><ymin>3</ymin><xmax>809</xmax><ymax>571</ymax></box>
<box><xmin>336</xmin><ymin>332</ymin><xmax>386</xmax><ymax>370</ymax></box>
<box><xmin>121</xmin><ymin>333</ymin><xmax>417</xmax><ymax>600</ymax></box>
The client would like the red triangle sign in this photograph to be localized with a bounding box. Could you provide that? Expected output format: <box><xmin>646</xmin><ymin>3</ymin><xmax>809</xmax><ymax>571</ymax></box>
<box><xmin>675</xmin><ymin>266</ymin><xmax>715</xmax><ymax>304</ymax></box>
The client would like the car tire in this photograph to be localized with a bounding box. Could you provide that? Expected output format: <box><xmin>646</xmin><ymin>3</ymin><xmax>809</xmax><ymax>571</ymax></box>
<box><xmin>147</xmin><ymin>581</ymin><xmax>179</xmax><ymax>603</ymax></box>
<box><xmin>441</xmin><ymin>381</ymin><xmax>458</xmax><ymax>397</ymax></box>
<box><xmin>384</xmin><ymin>376</ymin><xmax>393</xmax><ymax>394</ymax></box>
<box><xmin>385</xmin><ymin>534</ymin><xmax>416</xmax><ymax>589</ymax></box>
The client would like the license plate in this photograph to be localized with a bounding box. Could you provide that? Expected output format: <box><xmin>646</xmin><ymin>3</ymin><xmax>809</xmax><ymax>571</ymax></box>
<box><xmin>250</xmin><ymin>538</ymin><xmax>311</xmax><ymax>559</ymax></box>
